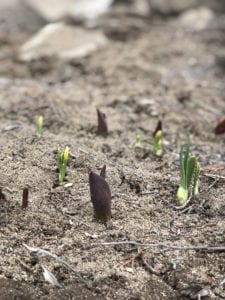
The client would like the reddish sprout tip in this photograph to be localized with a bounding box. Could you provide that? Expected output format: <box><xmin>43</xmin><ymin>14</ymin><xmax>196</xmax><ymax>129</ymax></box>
<box><xmin>89</xmin><ymin>171</ymin><xmax>111</xmax><ymax>224</ymax></box>
<box><xmin>215</xmin><ymin>116</ymin><xmax>225</xmax><ymax>135</ymax></box>
<box><xmin>100</xmin><ymin>165</ymin><xmax>106</xmax><ymax>179</ymax></box>
<box><xmin>22</xmin><ymin>187</ymin><xmax>29</xmax><ymax>209</ymax></box>
<box><xmin>153</xmin><ymin>120</ymin><xmax>162</xmax><ymax>137</ymax></box>
<box><xmin>97</xmin><ymin>108</ymin><xmax>108</xmax><ymax>137</ymax></box>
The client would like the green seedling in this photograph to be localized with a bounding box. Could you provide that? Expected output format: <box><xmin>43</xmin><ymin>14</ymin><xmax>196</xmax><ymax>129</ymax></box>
<box><xmin>37</xmin><ymin>116</ymin><xmax>43</xmax><ymax>138</ymax></box>
<box><xmin>57</xmin><ymin>147</ymin><xmax>69</xmax><ymax>183</ymax></box>
<box><xmin>177</xmin><ymin>142</ymin><xmax>201</xmax><ymax>204</ymax></box>
<box><xmin>153</xmin><ymin>130</ymin><xmax>163</xmax><ymax>156</ymax></box>
<box><xmin>135</xmin><ymin>134</ymin><xmax>142</xmax><ymax>148</ymax></box>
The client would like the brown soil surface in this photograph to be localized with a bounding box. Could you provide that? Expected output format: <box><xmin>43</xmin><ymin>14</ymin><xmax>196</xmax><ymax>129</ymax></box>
<box><xmin>0</xmin><ymin>4</ymin><xmax>225</xmax><ymax>300</ymax></box>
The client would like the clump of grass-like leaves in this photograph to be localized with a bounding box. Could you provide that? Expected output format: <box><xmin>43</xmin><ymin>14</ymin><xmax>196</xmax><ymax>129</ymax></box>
<box><xmin>177</xmin><ymin>141</ymin><xmax>200</xmax><ymax>204</ymax></box>
<box><xmin>57</xmin><ymin>147</ymin><xmax>69</xmax><ymax>183</ymax></box>
<box><xmin>89</xmin><ymin>170</ymin><xmax>111</xmax><ymax>225</ymax></box>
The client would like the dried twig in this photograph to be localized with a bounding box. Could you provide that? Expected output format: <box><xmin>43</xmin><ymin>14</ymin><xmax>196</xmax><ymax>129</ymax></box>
<box><xmin>200</xmin><ymin>178</ymin><xmax>219</xmax><ymax>193</ymax></box>
<box><xmin>91</xmin><ymin>241</ymin><xmax>225</xmax><ymax>252</ymax></box>
<box><xmin>140</xmin><ymin>253</ymin><xmax>161</xmax><ymax>276</ymax></box>
<box><xmin>122</xmin><ymin>247</ymin><xmax>143</xmax><ymax>268</ymax></box>
<box><xmin>202</xmin><ymin>173</ymin><xmax>225</xmax><ymax>180</ymax></box>
<box><xmin>23</xmin><ymin>244</ymin><xmax>90</xmax><ymax>285</ymax></box>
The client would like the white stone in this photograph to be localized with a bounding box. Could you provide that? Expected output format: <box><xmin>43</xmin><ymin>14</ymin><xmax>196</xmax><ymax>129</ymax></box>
<box><xmin>19</xmin><ymin>23</ymin><xmax>108</xmax><ymax>61</ymax></box>
<box><xmin>178</xmin><ymin>7</ymin><xmax>214</xmax><ymax>31</ymax></box>
<box><xmin>24</xmin><ymin>0</ymin><xmax>113</xmax><ymax>21</ymax></box>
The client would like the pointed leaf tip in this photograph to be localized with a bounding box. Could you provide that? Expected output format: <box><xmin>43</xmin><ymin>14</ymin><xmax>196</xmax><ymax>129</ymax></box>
<box><xmin>89</xmin><ymin>171</ymin><xmax>111</xmax><ymax>224</ymax></box>
<box><xmin>100</xmin><ymin>165</ymin><xmax>106</xmax><ymax>178</ymax></box>
<box><xmin>153</xmin><ymin>120</ymin><xmax>162</xmax><ymax>137</ymax></box>
<box><xmin>215</xmin><ymin>117</ymin><xmax>225</xmax><ymax>135</ymax></box>
<box><xmin>97</xmin><ymin>108</ymin><xmax>108</xmax><ymax>137</ymax></box>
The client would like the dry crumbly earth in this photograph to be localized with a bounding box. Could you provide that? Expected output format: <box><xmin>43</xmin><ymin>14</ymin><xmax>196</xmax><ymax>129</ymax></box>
<box><xmin>0</xmin><ymin>5</ymin><xmax>225</xmax><ymax>300</ymax></box>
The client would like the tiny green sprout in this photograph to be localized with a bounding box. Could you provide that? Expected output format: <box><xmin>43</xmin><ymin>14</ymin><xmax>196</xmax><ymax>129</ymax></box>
<box><xmin>57</xmin><ymin>146</ymin><xmax>69</xmax><ymax>183</ymax></box>
<box><xmin>177</xmin><ymin>142</ymin><xmax>201</xmax><ymax>204</ymax></box>
<box><xmin>37</xmin><ymin>116</ymin><xmax>43</xmax><ymax>138</ymax></box>
<box><xmin>135</xmin><ymin>134</ymin><xmax>142</xmax><ymax>148</ymax></box>
<box><xmin>153</xmin><ymin>130</ymin><xmax>163</xmax><ymax>156</ymax></box>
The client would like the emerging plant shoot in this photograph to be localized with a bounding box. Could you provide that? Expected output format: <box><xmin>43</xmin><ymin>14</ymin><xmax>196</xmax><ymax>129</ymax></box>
<box><xmin>100</xmin><ymin>165</ymin><xmax>106</xmax><ymax>179</ymax></box>
<box><xmin>89</xmin><ymin>170</ymin><xmax>111</xmax><ymax>225</ymax></box>
<box><xmin>57</xmin><ymin>147</ymin><xmax>69</xmax><ymax>183</ymax></box>
<box><xmin>135</xmin><ymin>134</ymin><xmax>142</xmax><ymax>148</ymax></box>
<box><xmin>153</xmin><ymin>120</ymin><xmax>163</xmax><ymax>156</ymax></box>
<box><xmin>37</xmin><ymin>116</ymin><xmax>43</xmax><ymax>138</ymax></box>
<box><xmin>97</xmin><ymin>108</ymin><xmax>108</xmax><ymax>137</ymax></box>
<box><xmin>215</xmin><ymin>116</ymin><xmax>225</xmax><ymax>135</ymax></box>
<box><xmin>22</xmin><ymin>187</ymin><xmax>29</xmax><ymax>208</ymax></box>
<box><xmin>177</xmin><ymin>141</ymin><xmax>201</xmax><ymax>204</ymax></box>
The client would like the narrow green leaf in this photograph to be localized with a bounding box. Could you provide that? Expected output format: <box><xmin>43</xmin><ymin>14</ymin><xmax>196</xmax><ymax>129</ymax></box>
<box><xmin>193</xmin><ymin>162</ymin><xmax>201</xmax><ymax>195</ymax></box>
<box><xmin>183</xmin><ymin>142</ymin><xmax>190</xmax><ymax>185</ymax></box>
<box><xmin>179</xmin><ymin>144</ymin><xmax>186</xmax><ymax>188</ymax></box>
<box><xmin>186</xmin><ymin>155</ymin><xmax>196</xmax><ymax>191</ymax></box>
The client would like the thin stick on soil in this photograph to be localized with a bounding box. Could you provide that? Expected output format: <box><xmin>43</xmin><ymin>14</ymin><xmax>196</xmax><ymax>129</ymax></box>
<box><xmin>122</xmin><ymin>247</ymin><xmax>143</xmax><ymax>268</ymax></box>
<box><xmin>91</xmin><ymin>241</ymin><xmax>225</xmax><ymax>252</ymax></box>
<box><xmin>23</xmin><ymin>244</ymin><xmax>90</xmax><ymax>286</ymax></box>
<box><xmin>200</xmin><ymin>178</ymin><xmax>219</xmax><ymax>193</ymax></box>
<box><xmin>202</xmin><ymin>173</ymin><xmax>225</xmax><ymax>180</ymax></box>
<box><xmin>140</xmin><ymin>253</ymin><xmax>161</xmax><ymax>276</ymax></box>
<box><xmin>123</xmin><ymin>247</ymin><xmax>161</xmax><ymax>276</ymax></box>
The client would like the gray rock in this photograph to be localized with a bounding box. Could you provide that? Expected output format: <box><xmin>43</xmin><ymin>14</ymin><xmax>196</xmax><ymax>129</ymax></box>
<box><xmin>148</xmin><ymin>0</ymin><xmax>225</xmax><ymax>15</ymax></box>
<box><xmin>114</xmin><ymin>0</ymin><xmax>151</xmax><ymax>17</ymax></box>
<box><xmin>19</xmin><ymin>23</ymin><xmax>108</xmax><ymax>61</ymax></box>
<box><xmin>0</xmin><ymin>0</ymin><xmax>45</xmax><ymax>34</ymax></box>
<box><xmin>149</xmin><ymin>0</ymin><xmax>198</xmax><ymax>15</ymax></box>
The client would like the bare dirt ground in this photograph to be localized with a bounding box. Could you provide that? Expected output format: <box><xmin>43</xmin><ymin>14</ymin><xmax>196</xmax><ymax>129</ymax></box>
<box><xmin>0</xmin><ymin>2</ymin><xmax>225</xmax><ymax>299</ymax></box>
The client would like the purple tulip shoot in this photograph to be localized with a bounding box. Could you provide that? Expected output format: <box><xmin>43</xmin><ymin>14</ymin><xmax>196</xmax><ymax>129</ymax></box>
<box><xmin>100</xmin><ymin>165</ymin><xmax>106</xmax><ymax>179</ymax></box>
<box><xmin>97</xmin><ymin>108</ymin><xmax>108</xmax><ymax>137</ymax></box>
<box><xmin>22</xmin><ymin>187</ymin><xmax>29</xmax><ymax>208</ymax></box>
<box><xmin>89</xmin><ymin>171</ymin><xmax>111</xmax><ymax>224</ymax></box>
<box><xmin>153</xmin><ymin>120</ymin><xmax>162</xmax><ymax>138</ymax></box>
<box><xmin>215</xmin><ymin>116</ymin><xmax>225</xmax><ymax>134</ymax></box>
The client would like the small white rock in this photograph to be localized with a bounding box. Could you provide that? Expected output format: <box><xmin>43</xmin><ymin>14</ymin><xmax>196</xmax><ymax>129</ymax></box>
<box><xmin>19</xmin><ymin>23</ymin><xmax>108</xmax><ymax>61</ymax></box>
<box><xmin>64</xmin><ymin>182</ymin><xmax>73</xmax><ymax>188</ymax></box>
<box><xmin>178</xmin><ymin>7</ymin><xmax>214</xmax><ymax>31</ymax></box>
<box><xmin>24</xmin><ymin>0</ymin><xmax>113</xmax><ymax>22</ymax></box>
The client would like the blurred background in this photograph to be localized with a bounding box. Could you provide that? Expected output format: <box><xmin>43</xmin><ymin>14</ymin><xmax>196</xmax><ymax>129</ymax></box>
<box><xmin>0</xmin><ymin>0</ymin><xmax>224</xmax><ymax>80</ymax></box>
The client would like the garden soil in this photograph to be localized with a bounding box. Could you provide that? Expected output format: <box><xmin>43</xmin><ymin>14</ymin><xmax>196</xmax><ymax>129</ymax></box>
<box><xmin>0</xmin><ymin>5</ymin><xmax>225</xmax><ymax>300</ymax></box>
